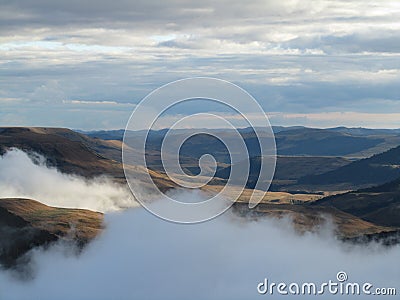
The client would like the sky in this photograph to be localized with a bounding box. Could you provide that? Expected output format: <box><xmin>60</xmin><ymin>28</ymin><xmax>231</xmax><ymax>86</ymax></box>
<box><xmin>1</xmin><ymin>0</ymin><xmax>400</xmax><ymax>130</ymax></box>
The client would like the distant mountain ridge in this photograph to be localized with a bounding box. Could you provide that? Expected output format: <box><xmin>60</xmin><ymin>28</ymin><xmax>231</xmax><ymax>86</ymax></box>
<box><xmin>327</xmin><ymin>126</ymin><xmax>400</xmax><ymax>136</ymax></box>
<box><xmin>215</xmin><ymin>155</ymin><xmax>351</xmax><ymax>189</ymax></box>
<box><xmin>82</xmin><ymin>126</ymin><xmax>400</xmax><ymax>191</ymax></box>
<box><xmin>84</xmin><ymin>126</ymin><xmax>400</xmax><ymax>158</ymax></box>
<box><xmin>275</xmin><ymin>127</ymin><xmax>385</xmax><ymax>156</ymax></box>
<box><xmin>83</xmin><ymin>126</ymin><xmax>400</xmax><ymax>140</ymax></box>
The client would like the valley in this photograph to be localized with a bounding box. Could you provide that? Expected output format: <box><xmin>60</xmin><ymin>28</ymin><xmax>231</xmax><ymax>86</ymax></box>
<box><xmin>1</xmin><ymin>126</ymin><xmax>400</xmax><ymax>268</ymax></box>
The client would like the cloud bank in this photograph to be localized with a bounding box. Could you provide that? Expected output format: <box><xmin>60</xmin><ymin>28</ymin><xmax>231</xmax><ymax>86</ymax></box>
<box><xmin>0</xmin><ymin>204</ymin><xmax>399</xmax><ymax>299</ymax></box>
<box><xmin>0</xmin><ymin>149</ymin><xmax>136</xmax><ymax>212</ymax></box>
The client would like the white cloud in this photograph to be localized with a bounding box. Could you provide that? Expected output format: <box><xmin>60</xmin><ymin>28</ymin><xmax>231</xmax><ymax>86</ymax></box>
<box><xmin>30</xmin><ymin>80</ymin><xmax>66</xmax><ymax>103</ymax></box>
<box><xmin>0</xmin><ymin>202</ymin><xmax>398</xmax><ymax>299</ymax></box>
<box><xmin>0</xmin><ymin>149</ymin><xmax>136</xmax><ymax>212</ymax></box>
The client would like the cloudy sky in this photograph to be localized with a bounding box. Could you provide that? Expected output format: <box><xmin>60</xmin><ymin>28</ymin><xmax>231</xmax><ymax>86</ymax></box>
<box><xmin>1</xmin><ymin>0</ymin><xmax>400</xmax><ymax>129</ymax></box>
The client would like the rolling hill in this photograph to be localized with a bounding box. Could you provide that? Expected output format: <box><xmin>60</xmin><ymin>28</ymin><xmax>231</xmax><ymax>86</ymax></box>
<box><xmin>0</xmin><ymin>127</ymin><xmax>177</xmax><ymax>190</ymax></box>
<box><xmin>313</xmin><ymin>177</ymin><xmax>400</xmax><ymax>228</ymax></box>
<box><xmin>298</xmin><ymin>145</ymin><xmax>400</xmax><ymax>190</ymax></box>
<box><xmin>86</xmin><ymin>126</ymin><xmax>400</xmax><ymax>158</ymax></box>
<box><xmin>275</xmin><ymin>127</ymin><xmax>384</xmax><ymax>156</ymax></box>
<box><xmin>0</xmin><ymin>127</ymin><xmax>123</xmax><ymax>179</ymax></box>
<box><xmin>214</xmin><ymin>155</ymin><xmax>351</xmax><ymax>190</ymax></box>
<box><xmin>232</xmin><ymin>202</ymin><xmax>393</xmax><ymax>238</ymax></box>
<box><xmin>85</xmin><ymin>127</ymin><xmax>400</xmax><ymax>191</ymax></box>
<box><xmin>0</xmin><ymin>198</ymin><xmax>103</xmax><ymax>268</ymax></box>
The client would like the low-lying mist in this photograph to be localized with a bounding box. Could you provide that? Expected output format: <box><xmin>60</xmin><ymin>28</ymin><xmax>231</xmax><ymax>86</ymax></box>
<box><xmin>1</xmin><ymin>193</ymin><xmax>399</xmax><ymax>299</ymax></box>
<box><xmin>0</xmin><ymin>149</ymin><xmax>399</xmax><ymax>299</ymax></box>
<box><xmin>0</xmin><ymin>149</ymin><xmax>136</xmax><ymax>212</ymax></box>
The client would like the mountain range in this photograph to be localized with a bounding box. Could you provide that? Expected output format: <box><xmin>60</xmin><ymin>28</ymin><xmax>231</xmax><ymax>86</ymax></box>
<box><xmin>1</xmin><ymin>126</ymin><xmax>400</xmax><ymax>267</ymax></box>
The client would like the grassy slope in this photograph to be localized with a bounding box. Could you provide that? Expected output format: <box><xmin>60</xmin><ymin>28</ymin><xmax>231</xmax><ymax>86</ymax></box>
<box><xmin>0</xmin><ymin>198</ymin><xmax>103</xmax><ymax>267</ymax></box>
<box><xmin>202</xmin><ymin>185</ymin><xmax>391</xmax><ymax>238</ymax></box>
<box><xmin>0</xmin><ymin>198</ymin><xmax>103</xmax><ymax>241</ymax></box>
<box><xmin>298</xmin><ymin>145</ymin><xmax>400</xmax><ymax>190</ymax></box>
<box><xmin>0</xmin><ymin>127</ymin><xmax>123</xmax><ymax>179</ymax></box>
<box><xmin>232</xmin><ymin>202</ymin><xmax>391</xmax><ymax>238</ymax></box>
<box><xmin>312</xmin><ymin>178</ymin><xmax>400</xmax><ymax>228</ymax></box>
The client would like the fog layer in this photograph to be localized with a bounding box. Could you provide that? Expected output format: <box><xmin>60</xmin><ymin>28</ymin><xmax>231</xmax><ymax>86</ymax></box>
<box><xmin>0</xmin><ymin>149</ymin><xmax>136</xmax><ymax>212</ymax></box>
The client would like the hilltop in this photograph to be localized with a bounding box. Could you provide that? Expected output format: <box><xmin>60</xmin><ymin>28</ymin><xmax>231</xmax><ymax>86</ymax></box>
<box><xmin>0</xmin><ymin>198</ymin><xmax>103</xmax><ymax>268</ymax></box>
